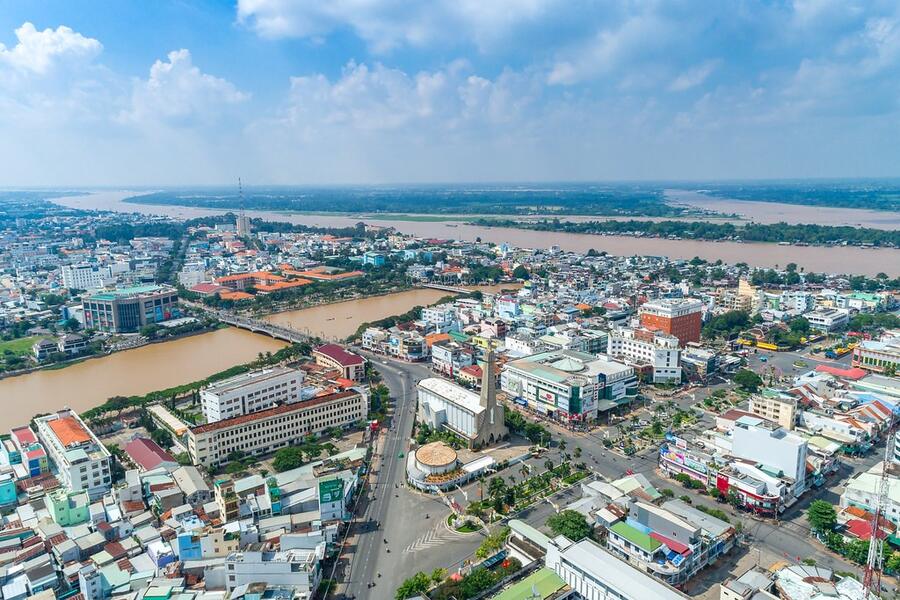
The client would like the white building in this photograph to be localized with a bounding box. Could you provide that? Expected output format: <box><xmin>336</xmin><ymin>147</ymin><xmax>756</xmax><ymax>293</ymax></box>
<box><xmin>61</xmin><ymin>263</ymin><xmax>112</xmax><ymax>291</ymax></box>
<box><xmin>35</xmin><ymin>410</ymin><xmax>111</xmax><ymax>500</ymax></box>
<box><xmin>201</xmin><ymin>367</ymin><xmax>303</xmax><ymax>423</ymax></box>
<box><xmin>731</xmin><ymin>416</ymin><xmax>808</xmax><ymax>497</ymax></box>
<box><xmin>607</xmin><ymin>327</ymin><xmax>681</xmax><ymax>383</ymax></box>
<box><xmin>417</xmin><ymin>351</ymin><xmax>507</xmax><ymax>448</ymax></box>
<box><xmin>803</xmin><ymin>308</ymin><xmax>849</xmax><ymax>333</ymax></box>
<box><xmin>188</xmin><ymin>390</ymin><xmax>366</xmax><ymax>467</ymax></box>
<box><xmin>546</xmin><ymin>536</ymin><xmax>685</xmax><ymax>600</ymax></box>
<box><xmin>841</xmin><ymin>461</ymin><xmax>900</xmax><ymax>527</ymax></box>
<box><xmin>421</xmin><ymin>305</ymin><xmax>456</xmax><ymax>333</ymax></box>
<box><xmin>225</xmin><ymin>549</ymin><xmax>323</xmax><ymax>594</ymax></box>
<box><xmin>177</xmin><ymin>261</ymin><xmax>207</xmax><ymax>287</ymax></box>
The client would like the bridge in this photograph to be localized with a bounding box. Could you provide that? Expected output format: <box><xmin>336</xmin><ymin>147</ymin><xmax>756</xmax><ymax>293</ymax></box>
<box><xmin>214</xmin><ymin>311</ymin><xmax>311</xmax><ymax>344</ymax></box>
<box><xmin>418</xmin><ymin>283</ymin><xmax>474</xmax><ymax>294</ymax></box>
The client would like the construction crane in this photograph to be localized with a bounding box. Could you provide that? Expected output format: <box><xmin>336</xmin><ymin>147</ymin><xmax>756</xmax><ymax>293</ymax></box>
<box><xmin>863</xmin><ymin>432</ymin><xmax>893</xmax><ymax>597</ymax></box>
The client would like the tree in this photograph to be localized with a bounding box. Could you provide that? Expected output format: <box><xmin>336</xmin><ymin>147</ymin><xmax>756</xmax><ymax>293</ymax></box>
<box><xmin>273</xmin><ymin>447</ymin><xmax>305</xmax><ymax>472</ymax></box>
<box><xmin>150</xmin><ymin>427</ymin><xmax>173</xmax><ymax>449</ymax></box>
<box><xmin>734</xmin><ymin>369</ymin><xmax>763</xmax><ymax>393</ymax></box>
<box><xmin>547</xmin><ymin>509</ymin><xmax>592</xmax><ymax>542</ymax></box>
<box><xmin>395</xmin><ymin>572</ymin><xmax>431</xmax><ymax>599</ymax></box>
<box><xmin>430</xmin><ymin>568</ymin><xmax>447</xmax><ymax>584</ymax></box>
<box><xmin>487</xmin><ymin>476</ymin><xmax>507</xmax><ymax>499</ymax></box>
<box><xmin>807</xmin><ymin>500</ymin><xmax>837</xmax><ymax>533</ymax></box>
<box><xmin>511</xmin><ymin>265</ymin><xmax>530</xmax><ymax>280</ymax></box>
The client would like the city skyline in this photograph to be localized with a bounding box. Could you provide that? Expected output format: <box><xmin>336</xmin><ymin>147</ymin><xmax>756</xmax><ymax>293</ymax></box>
<box><xmin>2</xmin><ymin>1</ymin><xmax>900</xmax><ymax>186</ymax></box>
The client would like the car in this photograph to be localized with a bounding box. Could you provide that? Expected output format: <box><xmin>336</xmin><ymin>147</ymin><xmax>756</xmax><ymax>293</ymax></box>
<box><xmin>759</xmin><ymin>356</ymin><xmax>768</xmax><ymax>362</ymax></box>
<box><xmin>398</xmin><ymin>452</ymin><xmax>404</xmax><ymax>458</ymax></box>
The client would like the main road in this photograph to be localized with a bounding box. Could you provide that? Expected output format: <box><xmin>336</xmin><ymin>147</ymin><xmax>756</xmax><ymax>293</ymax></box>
<box><xmin>342</xmin><ymin>356</ymin><xmax>484</xmax><ymax>600</ymax></box>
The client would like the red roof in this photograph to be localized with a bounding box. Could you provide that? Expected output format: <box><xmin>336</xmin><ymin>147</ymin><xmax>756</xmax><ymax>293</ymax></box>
<box><xmin>649</xmin><ymin>531</ymin><xmax>692</xmax><ymax>554</ymax></box>
<box><xmin>815</xmin><ymin>365</ymin><xmax>868</xmax><ymax>380</ymax></box>
<box><xmin>460</xmin><ymin>365</ymin><xmax>483</xmax><ymax>377</ymax></box>
<box><xmin>189</xmin><ymin>283</ymin><xmax>225</xmax><ymax>295</ymax></box>
<box><xmin>11</xmin><ymin>426</ymin><xmax>36</xmax><ymax>446</ymax></box>
<box><xmin>124</xmin><ymin>437</ymin><xmax>176</xmax><ymax>471</ymax></box>
<box><xmin>846</xmin><ymin>518</ymin><xmax>889</xmax><ymax>541</ymax></box>
<box><xmin>314</xmin><ymin>344</ymin><xmax>365</xmax><ymax>366</ymax></box>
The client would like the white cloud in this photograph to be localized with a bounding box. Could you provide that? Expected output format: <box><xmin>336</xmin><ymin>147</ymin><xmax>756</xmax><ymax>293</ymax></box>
<box><xmin>236</xmin><ymin>0</ymin><xmax>556</xmax><ymax>52</ymax></box>
<box><xmin>121</xmin><ymin>49</ymin><xmax>248</xmax><ymax>126</ymax></box>
<box><xmin>0</xmin><ymin>22</ymin><xmax>101</xmax><ymax>74</ymax></box>
<box><xmin>668</xmin><ymin>60</ymin><xmax>721</xmax><ymax>92</ymax></box>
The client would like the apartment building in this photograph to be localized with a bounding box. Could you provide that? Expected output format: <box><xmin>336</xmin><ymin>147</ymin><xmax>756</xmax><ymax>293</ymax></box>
<box><xmin>748</xmin><ymin>389</ymin><xmax>797</xmax><ymax>430</ymax></box>
<box><xmin>82</xmin><ymin>284</ymin><xmax>178</xmax><ymax>333</ymax></box>
<box><xmin>607</xmin><ymin>326</ymin><xmax>682</xmax><ymax>383</ymax></box>
<box><xmin>34</xmin><ymin>410</ymin><xmax>111</xmax><ymax>500</ymax></box>
<box><xmin>639</xmin><ymin>298</ymin><xmax>703</xmax><ymax>346</ymax></box>
<box><xmin>201</xmin><ymin>367</ymin><xmax>303</xmax><ymax>423</ymax></box>
<box><xmin>61</xmin><ymin>263</ymin><xmax>112</xmax><ymax>291</ymax></box>
<box><xmin>188</xmin><ymin>390</ymin><xmax>366</xmax><ymax>467</ymax></box>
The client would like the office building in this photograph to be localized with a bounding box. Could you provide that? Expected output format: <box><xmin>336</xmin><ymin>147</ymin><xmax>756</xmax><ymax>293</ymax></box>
<box><xmin>803</xmin><ymin>308</ymin><xmax>849</xmax><ymax>333</ymax></box>
<box><xmin>313</xmin><ymin>344</ymin><xmax>366</xmax><ymax>381</ymax></box>
<box><xmin>34</xmin><ymin>410</ymin><xmax>111</xmax><ymax>500</ymax></box>
<box><xmin>82</xmin><ymin>284</ymin><xmax>178</xmax><ymax>333</ymax></box>
<box><xmin>225</xmin><ymin>549</ymin><xmax>323</xmax><ymax>595</ymax></box>
<box><xmin>201</xmin><ymin>367</ymin><xmax>303</xmax><ymax>423</ymax></box>
<box><xmin>502</xmin><ymin>350</ymin><xmax>637</xmax><ymax>422</ymax></box>
<box><xmin>731</xmin><ymin>416</ymin><xmax>808</xmax><ymax>497</ymax></box>
<box><xmin>545</xmin><ymin>536</ymin><xmax>686</xmax><ymax>600</ymax></box>
<box><xmin>417</xmin><ymin>350</ymin><xmax>507</xmax><ymax>448</ymax></box>
<box><xmin>187</xmin><ymin>390</ymin><xmax>366</xmax><ymax>467</ymax></box>
<box><xmin>639</xmin><ymin>299</ymin><xmax>703</xmax><ymax>346</ymax></box>
<box><xmin>608</xmin><ymin>327</ymin><xmax>682</xmax><ymax>383</ymax></box>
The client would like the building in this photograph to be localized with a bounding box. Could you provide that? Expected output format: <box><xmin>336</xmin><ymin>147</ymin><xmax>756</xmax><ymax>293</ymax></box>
<box><xmin>431</xmin><ymin>340</ymin><xmax>474</xmax><ymax>378</ymax></box>
<box><xmin>82</xmin><ymin>284</ymin><xmax>179</xmax><ymax>333</ymax></box>
<box><xmin>804</xmin><ymin>308</ymin><xmax>850</xmax><ymax>333</ymax></box>
<box><xmin>417</xmin><ymin>350</ymin><xmax>508</xmax><ymax>448</ymax></box>
<box><xmin>748</xmin><ymin>390</ymin><xmax>797</xmax><ymax>430</ymax></box>
<box><xmin>639</xmin><ymin>299</ymin><xmax>703</xmax><ymax>346</ymax></box>
<box><xmin>852</xmin><ymin>335</ymin><xmax>900</xmax><ymax>374</ymax></box>
<box><xmin>187</xmin><ymin>390</ymin><xmax>366</xmax><ymax>467</ymax></box>
<box><xmin>124</xmin><ymin>437</ymin><xmax>178</xmax><ymax>472</ymax></box>
<box><xmin>841</xmin><ymin>461</ymin><xmax>900</xmax><ymax>528</ymax></box>
<box><xmin>313</xmin><ymin>344</ymin><xmax>366</xmax><ymax>381</ymax></box>
<box><xmin>608</xmin><ymin>327</ymin><xmax>682</xmax><ymax>383</ymax></box>
<box><xmin>34</xmin><ymin>410</ymin><xmax>111</xmax><ymax>499</ymax></box>
<box><xmin>545</xmin><ymin>536</ymin><xmax>686</xmax><ymax>600</ymax></box>
<box><xmin>731</xmin><ymin>416</ymin><xmax>808</xmax><ymax>497</ymax></box>
<box><xmin>45</xmin><ymin>489</ymin><xmax>90</xmax><ymax>526</ymax></box>
<box><xmin>501</xmin><ymin>350</ymin><xmax>637</xmax><ymax>423</ymax></box>
<box><xmin>57</xmin><ymin>333</ymin><xmax>89</xmax><ymax>356</ymax></box>
<box><xmin>200</xmin><ymin>367</ymin><xmax>303</xmax><ymax>423</ymax></box>
<box><xmin>225</xmin><ymin>549</ymin><xmax>323</xmax><ymax>596</ymax></box>
<box><xmin>61</xmin><ymin>263</ymin><xmax>111</xmax><ymax>291</ymax></box>
<box><xmin>236</xmin><ymin>214</ymin><xmax>251</xmax><ymax>237</ymax></box>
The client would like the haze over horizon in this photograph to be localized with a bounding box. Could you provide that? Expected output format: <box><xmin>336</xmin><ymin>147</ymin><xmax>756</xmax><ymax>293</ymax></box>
<box><xmin>2</xmin><ymin>1</ymin><xmax>900</xmax><ymax>186</ymax></box>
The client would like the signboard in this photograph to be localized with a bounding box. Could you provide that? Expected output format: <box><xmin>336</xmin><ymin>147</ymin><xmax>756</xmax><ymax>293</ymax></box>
<box><xmin>319</xmin><ymin>478</ymin><xmax>344</xmax><ymax>504</ymax></box>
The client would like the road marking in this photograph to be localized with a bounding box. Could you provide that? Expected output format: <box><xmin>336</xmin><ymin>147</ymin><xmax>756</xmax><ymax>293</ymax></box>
<box><xmin>404</xmin><ymin>522</ymin><xmax>461</xmax><ymax>553</ymax></box>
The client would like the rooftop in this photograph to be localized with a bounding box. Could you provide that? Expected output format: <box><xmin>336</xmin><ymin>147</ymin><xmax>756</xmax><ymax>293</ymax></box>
<box><xmin>418</xmin><ymin>377</ymin><xmax>484</xmax><ymax>415</ymax></box>
<box><xmin>47</xmin><ymin>416</ymin><xmax>91</xmax><ymax>447</ymax></box>
<box><xmin>314</xmin><ymin>343</ymin><xmax>365</xmax><ymax>366</ymax></box>
<box><xmin>415</xmin><ymin>442</ymin><xmax>458</xmax><ymax>467</ymax></box>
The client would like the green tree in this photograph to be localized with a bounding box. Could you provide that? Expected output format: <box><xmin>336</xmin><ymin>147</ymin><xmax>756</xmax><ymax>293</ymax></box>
<box><xmin>734</xmin><ymin>369</ymin><xmax>763</xmax><ymax>393</ymax></box>
<box><xmin>807</xmin><ymin>500</ymin><xmax>837</xmax><ymax>533</ymax></box>
<box><xmin>547</xmin><ymin>509</ymin><xmax>592</xmax><ymax>541</ymax></box>
<box><xmin>395</xmin><ymin>572</ymin><xmax>431</xmax><ymax>599</ymax></box>
<box><xmin>272</xmin><ymin>447</ymin><xmax>305</xmax><ymax>472</ymax></box>
<box><xmin>511</xmin><ymin>265</ymin><xmax>530</xmax><ymax>280</ymax></box>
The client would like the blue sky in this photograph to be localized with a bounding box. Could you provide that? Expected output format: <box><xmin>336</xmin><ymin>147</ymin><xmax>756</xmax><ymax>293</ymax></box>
<box><xmin>1</xmin><ymin>0</ymin><xmax>899</xmax><ymax>185</ymax></box>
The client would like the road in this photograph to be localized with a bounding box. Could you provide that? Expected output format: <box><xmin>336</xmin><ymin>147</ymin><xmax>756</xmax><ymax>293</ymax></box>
<box><xmin>341</xmin><ymin>357</ymin><xmax>485</xmax><ymax>600</ymax></box>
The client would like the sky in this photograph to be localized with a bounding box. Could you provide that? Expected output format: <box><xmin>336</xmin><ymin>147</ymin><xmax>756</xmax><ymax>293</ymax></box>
<box><xmin>1</xmin><ymin>0</ymin><xmax>899</xmax><ymax>186</ymax></box>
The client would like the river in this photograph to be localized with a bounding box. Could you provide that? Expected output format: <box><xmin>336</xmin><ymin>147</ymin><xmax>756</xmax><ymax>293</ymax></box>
<box><xmin>54</xmin><ymin>191</ymin><xmax>899</xmax><ymax>276</ymax></box>
<box><xmin>0</xmin><ymin>328</ymin><xmax>287</xmax><ymax>431</ymax></box>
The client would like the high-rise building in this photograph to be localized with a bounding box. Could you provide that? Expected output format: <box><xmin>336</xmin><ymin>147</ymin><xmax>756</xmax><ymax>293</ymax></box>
<box><xmin>236</xmin><ymin>214</ymin><xmax>251</xmax><ymax>237</ymax></box>
<box><xmin>639</xmin><ymin>298</ymin><xmax>703</xmax><ymax>346</ymax></box>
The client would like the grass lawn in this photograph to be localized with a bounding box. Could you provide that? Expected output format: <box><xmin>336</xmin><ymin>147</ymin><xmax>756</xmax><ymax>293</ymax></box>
<box><xmin>0</xmin><ymin>336</ymin><xmax>39</xmax><ymax>357</ymax></box>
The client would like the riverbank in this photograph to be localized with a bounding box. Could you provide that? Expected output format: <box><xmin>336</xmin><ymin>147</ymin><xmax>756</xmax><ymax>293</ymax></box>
<box><xmin>51</xmin><ymin>192</ymin><xmax>900</xmax><ymax>275</ymax></box>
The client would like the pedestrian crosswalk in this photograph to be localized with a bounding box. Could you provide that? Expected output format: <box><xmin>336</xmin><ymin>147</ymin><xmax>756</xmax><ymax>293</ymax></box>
<box><xmin>404</xmin><ymin>522</ymin><xmax>461</xmax><ymax>553</ymax></box>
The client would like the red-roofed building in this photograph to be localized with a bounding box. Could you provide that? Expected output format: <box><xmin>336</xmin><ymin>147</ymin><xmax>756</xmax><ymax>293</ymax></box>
<box><xmin>189</xmin><ymin>283</ymin><xmax>227</xmax><ymax>297</ymax></box>
<box><xmin>313</xmin><ymin>344</ymin><xmax>366</xmax><ymax>381</ymax></box>
<box><xmin>845</xmin><ymin>518</ymin><xmax>889</xmax><ymax>541</ymax></box>
<box><xmin>124</xmin><ymin>437</ymin><xmax>178</xmax><ymax>472</ymax></box>
<box><xmin>815</xmin><ymin>365</ymin><xmax>868</xmax><ymax>380</ymax></box>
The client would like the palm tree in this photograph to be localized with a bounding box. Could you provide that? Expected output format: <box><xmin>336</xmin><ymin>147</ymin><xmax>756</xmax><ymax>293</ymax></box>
<box><xmin>573</xmin><ymin>447</ymin><xmax>582</xmax><ymax>459</ymax></box>
<box><xmin>544</xmin><ymin>459</ymin><xmax>554</xmax><ymax>472</ymax></box>
<box><xmin>558</xmin><ymin>439</ymin><xmax>567</xmax><ymax>452</ymax></box>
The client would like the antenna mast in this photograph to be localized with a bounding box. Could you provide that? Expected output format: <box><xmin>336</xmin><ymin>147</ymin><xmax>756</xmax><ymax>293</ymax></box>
<box><xmin>863</xmin><ymin>432</ymin><xmax>893</xmax><ymax>597</ymax></box>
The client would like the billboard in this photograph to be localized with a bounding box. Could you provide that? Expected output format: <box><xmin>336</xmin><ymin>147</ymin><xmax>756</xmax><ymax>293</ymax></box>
<box><xmin>319</xmin><ymin>478</ymin><xmax>344</xmax><ymax>504</ymax></box>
